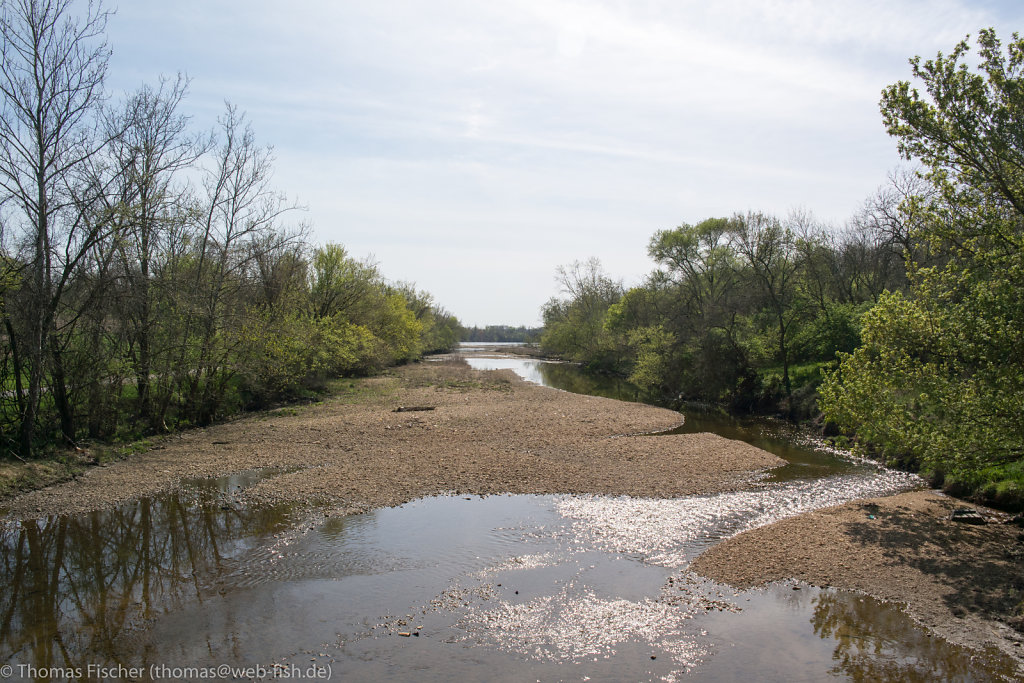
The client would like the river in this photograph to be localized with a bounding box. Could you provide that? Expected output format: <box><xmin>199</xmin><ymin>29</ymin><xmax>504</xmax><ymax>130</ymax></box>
<box><xmin>0</xmin><ymin>345</ymin><xmax>1017</xmax><ymax>681</ymax></box>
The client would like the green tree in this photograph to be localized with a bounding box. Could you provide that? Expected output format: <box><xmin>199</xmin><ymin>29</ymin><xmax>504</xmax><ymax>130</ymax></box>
<box><xmin>822</xmin><ymin>29</ymin><xmax>1024</xmax><ymax>496</ymax></box>
<box><xmin>540</xmin><ymin>258</ymin><xmax>624</xmax><ymax>370</ymax></box>
<box><xmin>728</xmin><ymin>212</ymin><xmax>806</xmax><ymax>403</ymax></box>
<box><xmin>309</xmin><ymin>243</ymin><xmax>379</xmax><ymax>319</ymax></box>
<box><xmin>635</xmin><ymin>218</ymin><xmax>750</xmax><ymax>401</ymax></box>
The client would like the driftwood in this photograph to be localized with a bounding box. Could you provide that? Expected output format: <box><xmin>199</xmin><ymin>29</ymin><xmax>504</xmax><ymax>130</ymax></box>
<box><xmin>393</xmin><ymin>406</ymin><xmax>435</xmax><ymax>413</ymax></box>
<box><xmin>949</xmin><ymin>507</ymin><xmax>987</xmax><ymax>525</ymax></box>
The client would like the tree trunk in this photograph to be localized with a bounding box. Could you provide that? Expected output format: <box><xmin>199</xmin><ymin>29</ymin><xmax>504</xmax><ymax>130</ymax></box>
<box><xmin>49</xmin><ymin>336</ymin><xmax>75</xmax><ymax>444</ymax></box>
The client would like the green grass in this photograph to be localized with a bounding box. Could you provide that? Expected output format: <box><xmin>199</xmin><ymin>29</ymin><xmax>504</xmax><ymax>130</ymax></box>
<box><xmin>928</xmin><ymin>459</ymin><xmax>1024</xmax><ymax>512</ymax></box>
<box><xmin>91</xmin><ymin>438</ymin><xmax>155</xmax><ymax>464</ymax></box>
<box><xmin>975</xmin><ymin>460</ymin><xmax>1024</xmax><ymax>511</ymax></box>
<box><xmin>0</xmin><ymin>459</ymin><xmax>80</xmax><ymax>500</ymax></box>
<box><xmin>759</xmin><ymin>361</ymin><xmax>830</xmax><ymax>392</ymax></box>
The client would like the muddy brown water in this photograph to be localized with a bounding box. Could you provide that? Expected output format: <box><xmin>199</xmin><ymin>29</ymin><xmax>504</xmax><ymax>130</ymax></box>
<box><xmin>0</xmin><ymin>347</ymin><xmax>1019</xmax><ymax>681</ymax></box>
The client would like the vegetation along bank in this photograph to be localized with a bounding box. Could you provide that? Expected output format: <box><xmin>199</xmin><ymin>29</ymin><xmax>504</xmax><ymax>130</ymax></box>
<box><xmin>0</xmin><ymin>0</ymin><xmax>460</xmax><ymax>472</ymax></box>
<box><xmin>539</xmin><ymin>29</ymin><xmax>1024</xmax><ymax>511</ymax></box>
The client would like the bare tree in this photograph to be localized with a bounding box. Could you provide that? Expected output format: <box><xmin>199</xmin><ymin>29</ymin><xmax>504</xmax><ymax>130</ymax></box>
<box><xmin>107</xmin><ymin>75</ymin><xmax>208</xmax><ymax>430</ymax></box>
<box><xmin>855</xmin><ymin>167</ymin><xmax>934</xmax><ymax>263</ymax></box>
<box><xmin>0</xmin><ymin>0</ymin><xmax>112</xmax><ymax>453</ymax></box>
<box><xmin>179</xmin><ymin>104</ymin><xmax>301</xmax><ymax>423</ymax></box>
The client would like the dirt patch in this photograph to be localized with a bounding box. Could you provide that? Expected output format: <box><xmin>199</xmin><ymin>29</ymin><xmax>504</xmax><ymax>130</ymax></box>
<box><xmin>2</xmin><ymin>359</ymin><xmax>783</xmax><ymax>519</ymax></box>
<box><xmin>691</xmin><ymin>489</ymin><xmax>1024</xmax><ymax>669</ymax></box>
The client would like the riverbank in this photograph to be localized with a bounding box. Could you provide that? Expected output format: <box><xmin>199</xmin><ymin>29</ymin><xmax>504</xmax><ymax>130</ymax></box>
<box><xmin>4</xmin><ymin>357</ymin><xmax>1021</xmax><ymax>674</ymax></box>
<box><xmin>692</xmin><ymin>489</ymin><xmax>1024</xmax><ymax>667</ymax></box>
<box><xmin>2</xmin><ymin>358</ymin><xmax>783</xmax><ymax>519</ymax></box>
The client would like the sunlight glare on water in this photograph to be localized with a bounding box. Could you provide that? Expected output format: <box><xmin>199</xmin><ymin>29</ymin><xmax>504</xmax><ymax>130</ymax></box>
<box><xmin>555</xmin><ymin>471</ymin><xmax>921</xmax><ymax>566</ymax></box>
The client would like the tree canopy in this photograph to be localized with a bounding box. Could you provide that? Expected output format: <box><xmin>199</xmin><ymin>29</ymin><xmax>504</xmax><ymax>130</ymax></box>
<box><xmin>821</xmin><ymin>28</ymin><xmax>1024</xmax><ymax>503</ymax></box>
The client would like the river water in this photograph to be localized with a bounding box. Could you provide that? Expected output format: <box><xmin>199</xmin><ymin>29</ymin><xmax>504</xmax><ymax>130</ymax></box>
<box><xmin>0</xmin><ymin>345</ymin><xmax>1018</xmax><ymax>681</ymax></box>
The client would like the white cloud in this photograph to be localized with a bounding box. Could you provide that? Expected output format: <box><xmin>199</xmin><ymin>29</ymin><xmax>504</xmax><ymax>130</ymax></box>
<box><xmin>104</xmin><ymin>0</ymin><xmax>1023</xmax><ymax>325</ymax></box>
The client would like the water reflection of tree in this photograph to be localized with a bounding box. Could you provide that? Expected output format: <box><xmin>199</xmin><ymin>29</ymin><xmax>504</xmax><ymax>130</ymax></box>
<box><xmin>0</xmin><ymin>495</ymin><xmax>292</xmax><ymax>676</ymax></box>
<box><xmin>536</xmin><ymin>363</ymin><xmax>650</xmax><ymax>403</ymax></box>
<box><xmin>810</xmin><ymin>591</ymin><xmax>1013</xmax><ymax>681</ymax></box>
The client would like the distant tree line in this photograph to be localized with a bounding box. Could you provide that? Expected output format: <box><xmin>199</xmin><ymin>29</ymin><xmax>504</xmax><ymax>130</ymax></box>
<box><xmin>460</xmin><ymin>325</ymin><xmax>542</xmax><ymax>343</ymax></box>
<box><xmin>542</xmin><ymin>29</ymin><xmax>1024</xmax><ymax>508</ymax></box>
<box><xmin>0</xmin><ymin>0</ymin><xmax>459</xmax><ymax>458</ymax></box>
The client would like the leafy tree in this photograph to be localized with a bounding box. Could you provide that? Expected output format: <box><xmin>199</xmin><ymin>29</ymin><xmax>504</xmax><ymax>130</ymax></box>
<box><xmin>540</xmin><ymin>258</ymin><xmax>624</xmax><ymax>370</ymax></box>
<box><xmin>310</xmin><ymin>243</ymin><xmax>379</xmax><ymax>319</ymax></box>
<box><xmin>822</xmin><ymin>29</ymin><xmax>1024</xmax><ymax>495</ymax></box>
<box><xmin>649</xmin><ymin>218</ymin><xmax>741</xmax><ymax>342</ymax></box>
<box><xmin>728</xmin><ymin>212</ymin><xmax>806</xmax><ymax>402</ymax></box>
<box><xmin>542</xmin><ymin>204</ymin><xmax>908</xmax><ymax>415</ymax></box>
<box><xmin>636</xmin><ymin>218</ymin><xmax>751</xmax><ymax>401</ymax></box>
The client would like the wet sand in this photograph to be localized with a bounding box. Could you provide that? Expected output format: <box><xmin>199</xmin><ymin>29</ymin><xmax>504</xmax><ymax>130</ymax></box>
<box><xmin>692</xmin><ymin>490</ymin><xmax>1024</xmax><ymax>668</ymax></box>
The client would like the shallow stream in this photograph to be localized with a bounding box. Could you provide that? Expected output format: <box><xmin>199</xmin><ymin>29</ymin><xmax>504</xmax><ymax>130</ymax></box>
<box><xmin>0</xmin><ymin>345</ymin><xmax>1018</xmax><ymax>681</ymax></box>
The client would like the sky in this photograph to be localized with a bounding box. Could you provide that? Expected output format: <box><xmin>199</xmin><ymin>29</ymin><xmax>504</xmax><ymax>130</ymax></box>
<box><xmin>102</xmin><ymin>0</ymin><xmax>1023</xmax><ymax>327</ymax></box>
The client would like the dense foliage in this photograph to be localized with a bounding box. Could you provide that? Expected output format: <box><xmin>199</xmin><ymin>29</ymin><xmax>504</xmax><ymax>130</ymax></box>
<box><xmin>820</xmin><ymin>29</ymin><xmax>1024</xmax><ymax>505</ymax></box>
<box><xmin>0</xmin><ymin>0</ymin><xmax>459</xmax><ymax>457</ymax></box>
<box><xmin>541</xmin><ymin>211</ymin><xmax>905</xmax><ymax>417</ymax></box>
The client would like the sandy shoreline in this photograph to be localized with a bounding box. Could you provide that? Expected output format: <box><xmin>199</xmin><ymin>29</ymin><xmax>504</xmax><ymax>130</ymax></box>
<box><xmin>3</xmin><ymin>357</ymin><xmax>1021</xmax><ymax>673</ymax></box>
<box><xmin>2</xmin><ymin>359</ymin><xmax>782</xmax><ymax>519</ymax></box>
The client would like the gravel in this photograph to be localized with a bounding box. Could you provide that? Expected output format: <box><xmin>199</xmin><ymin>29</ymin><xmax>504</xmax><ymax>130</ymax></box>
<box><xmin>2</xmin><ymin>359</ymin><xmax>783</xmax><ymax>520</ymax></box>
<box><xmin>692</xmin><ymin>489</ymin><xmax>1024</xmax><ymax>671</ymax></box>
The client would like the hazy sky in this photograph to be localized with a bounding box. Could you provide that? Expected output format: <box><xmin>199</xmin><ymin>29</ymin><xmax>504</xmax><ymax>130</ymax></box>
<box><xmin>104</xmin><ymin>1</ymin><xmax>1022</xmax><ymax>326</ymax></box>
